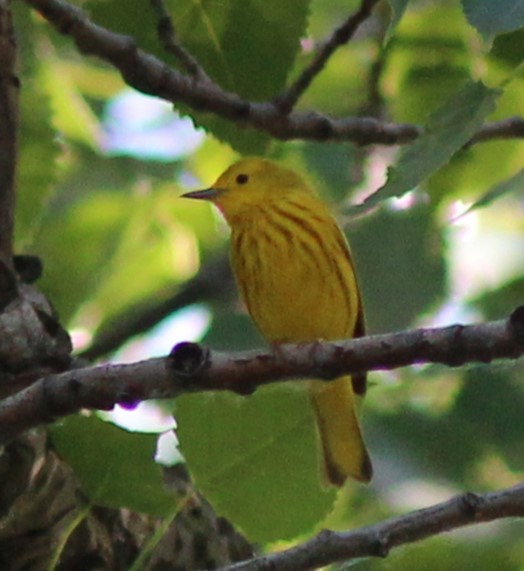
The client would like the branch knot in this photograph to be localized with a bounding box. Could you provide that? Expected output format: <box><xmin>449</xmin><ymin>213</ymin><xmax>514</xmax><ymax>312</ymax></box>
<box><xmin>458</xmin><ymin>491</ymin><xmax>483</xmax><ymax>518</ymax></box>
<box><xmin>370</xmin><ymin>532</ymin><xmax>390</xmax><ymax>557</ymax></box>
<box><xmin>168</xmin><ymin>341</ymin><xmax>210</xmax><ymax>378</ymax></box>
<box><xmin>509</xmin><ymin>305</ymin><xmax>524</xmax><ymax>344</ymax></box>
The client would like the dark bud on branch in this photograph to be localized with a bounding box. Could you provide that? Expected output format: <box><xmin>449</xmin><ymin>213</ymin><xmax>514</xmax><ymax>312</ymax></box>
<box><xmin>13</xmin><ymin>255</ymin><xmax>43</xmax><ymax>284</ymax></box>
<box><xmin>509</xmin><ymin>305</ymin><xmax>524</xmax><ymax>344</ymax></box>
<box><xmin>0</xmin><ymin>258</ymin><xmax>18</xmax><ymax>310</ymax></box>
<box><xmin>169</xmin><ymin>341</ymin><xmax>210</xmax><ymax>378</ymax></box>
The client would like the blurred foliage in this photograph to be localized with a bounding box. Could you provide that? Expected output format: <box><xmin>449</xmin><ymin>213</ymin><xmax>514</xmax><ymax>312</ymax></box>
<box><xmin>50</xmin><ymin>415</ymin><xmax>178</xmax><ymax>516</ymax></box>
<box><xmin>349</xmin><ymin>201</ymin><xmax>447</xmax><ymax>333</ymax></box>
<box><xmin>12</xmin><ymin>0</ymin><xmax>524</xmax><ymax>566</ymax></box>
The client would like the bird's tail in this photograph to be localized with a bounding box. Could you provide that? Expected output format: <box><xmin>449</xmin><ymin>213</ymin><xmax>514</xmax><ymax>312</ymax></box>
<box><xmin>310</xmin><ymin>376</ymin><xmax>372</xmax><ymax>486</ymax></box>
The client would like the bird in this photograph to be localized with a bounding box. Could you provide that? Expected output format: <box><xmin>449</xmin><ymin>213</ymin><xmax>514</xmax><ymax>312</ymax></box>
<box><xmin>182</xmin><ymin>157</ymin><xmax>372</xmax><ymax>486</ymax></box>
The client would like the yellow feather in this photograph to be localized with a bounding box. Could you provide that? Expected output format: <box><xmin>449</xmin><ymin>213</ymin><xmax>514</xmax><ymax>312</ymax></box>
<box><xmin>183</xmin><ymin>157</ymin><xmax>372</xmax><ymax>486</ymax></box>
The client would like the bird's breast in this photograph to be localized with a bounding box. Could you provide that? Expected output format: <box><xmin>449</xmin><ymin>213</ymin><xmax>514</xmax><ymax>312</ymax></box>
<box><xmin>230</xmin><ymin>204</ymin><xmax>359</xmax><ymax>342</ymax></box>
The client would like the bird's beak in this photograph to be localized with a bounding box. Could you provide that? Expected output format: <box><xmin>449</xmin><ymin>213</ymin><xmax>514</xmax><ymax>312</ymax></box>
<box><xmin>181</xmin><ymin>187</ymin><xmax>221</xmax><ymax>200</ymax></box>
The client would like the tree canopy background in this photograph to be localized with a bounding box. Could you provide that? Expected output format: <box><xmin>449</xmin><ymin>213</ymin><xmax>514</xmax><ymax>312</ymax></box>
<box><xmin>2</xmin><ymin>0</ymin><xmax>523</xmax><ymax>569</ymax></box>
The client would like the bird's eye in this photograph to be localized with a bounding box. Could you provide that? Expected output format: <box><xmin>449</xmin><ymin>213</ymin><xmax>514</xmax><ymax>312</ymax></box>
<box><xmin>236</xmin><ymin>174</ymin><xmax>249</xmax><ymax>185</ymax></box>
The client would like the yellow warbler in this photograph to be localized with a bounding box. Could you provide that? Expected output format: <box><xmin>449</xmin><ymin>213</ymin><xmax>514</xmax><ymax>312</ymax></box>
<box><xmin>182</xmin><ymin>158</ymin><xmax>372</xmax><ymax>486</ymax></box>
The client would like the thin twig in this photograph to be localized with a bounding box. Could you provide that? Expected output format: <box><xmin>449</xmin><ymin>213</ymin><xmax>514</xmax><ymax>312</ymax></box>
<box><xmin>360</xmin><ymin>12</ymin><xmax>390</xmax><ymax>118</ymax></box>
<box><xmin>468</xmin><ymin>116</ymin><xmax>524</xmax><ymax>145</ymax></box>
<box><xmin>274</xmin><ymin>0</ymin><xmax>380</xmax><ymax>113</ymax></box>
<box><xmin>0</xmin><ymin>0</ymin><xmax>18</xmax><ymax>266</ymax></box>
<box><xmin>0</xmin><ymin>308</ymin><xmax>523</xmax><ymax>445</ymax></box>
<box><xmin>149</xmin><ymin>0</ymin><xmax>211</xmax><ymax>82</ymax></box>
<box><xmin>222</xmin><ymin>484</ymin><xmax>524</xmax><ymax>571</ymax></box>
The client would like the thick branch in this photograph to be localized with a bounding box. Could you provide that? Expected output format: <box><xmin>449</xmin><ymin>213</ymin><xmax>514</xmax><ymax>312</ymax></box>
<box><xmin>0</xmin><ymin>308</ymin><xmax>523</xmax><ymax>444</ymax></box>
<box><xmin>0</xmin><ymin>0</ymin><xmax>18</xmax><ymax>265</ymax></box>
<box><xmin>222</xmin><ymin>483</ymin><xmax>524</xmax><ymax>571</ymax></box>
<box><xmin>22</xmin><ymin>0</ymin><xmax>523</xmax><ymax>146</ymax></box>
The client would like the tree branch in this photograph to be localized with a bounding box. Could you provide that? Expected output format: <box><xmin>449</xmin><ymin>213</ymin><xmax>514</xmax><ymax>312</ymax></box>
<box><xmin>149</xmin><ymin>0</ymin><xmax>211</xmax><ymax>83</ymax></box>
<box><xmin>1</xmin><ymin>308</ymin><xmax>523</xmax><ymax>445</ymax></box>
<box><xmin>22</xmin><ymin>0</ymin><xmax>524</xmax><ymax>147</ymax></box>
<box><xmin>0</xmin><ymin>0</ymin><xmax>18</xmax><ymax>266</ymax></box>
<box><xmin>468</xmin><ymin>115</ymin><xmax>524</xmax><ymax>145</ymax></box>
<box><xmin>273</xmin><ymin>0</ymin><xmax>380</xmax><ymax>113</ymax></box>
<box><xmin>221</xmin><ymin>483</ymin><xmax>524</xmax><ymax>571</ymax></box>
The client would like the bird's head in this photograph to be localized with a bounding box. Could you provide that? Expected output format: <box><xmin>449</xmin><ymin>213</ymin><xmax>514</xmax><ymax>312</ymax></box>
<box><xmin>181</xmin><ymin>158</ymin><xmax>312</xmax><ymax>220</ymax></box>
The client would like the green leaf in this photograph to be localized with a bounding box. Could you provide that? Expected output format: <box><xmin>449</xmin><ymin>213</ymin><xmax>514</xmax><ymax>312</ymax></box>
<box><xmin>385</xmin><ymin>0</ymin><xmax>411</xmax><ymax>42</ymax></box>
<box><xmin>371</xmin><ymin>361</ymin><xmax>524</xmax><ymax>484</ymax></box>
<box><xmin>391</xmin><ymin>64</ymin><xmax>471</xmax><ymax>125</ymax></box>
<box><xmin>297</xmin><ymin>142</ymin><xmax>364</xmax><ymax>202</ymax></box>
<box><xmin>50</xmin><ymin>415</ymin><xmax>177</xmax><ymax>516</ymax></box>
<box><xmin>16</xmin><ymin>84</ymin><xmax>58</xmax><ymax>248</ymax></box>
<box><xmin>348</xmin><ymin>202</ymin><xmax>446</xmax><ymax>333</ymax></box>
<box><xmin>35</xmin><ymin>191</ymin><xmax>132</xmax><ymax>323</ymax></box>
<box><xmin>364</xmin><ymin>520</ymin><xmax>524</xmax><ymax>570</ymax></box>
<box><xmin>471</xmin><ymin>276</ymin><xmax>524</xmax><ymax>320</ymax></box>
<box><xmin>491</xmin><ymin>28</ymin><xmax>524</xmax><ymax>66</ymax></box>
<box><xmin>80</xmin><ymin>189</ymin><xmax>199</xmax><ymax>323</ymax></box>
<box><xmin>202</xmin><ymin>309</ymin><xmax>264</xmax><ymax>351</ymax></box>
<box><xmin>373</xmin><ymin>404</ymin><xmax>481</xmax><ymax>483</ymax></box>
<box><xmin>34</xmin><ymin>164</ymin><xmax>210</xmax><ymax>325</ymax></box>
<box><xmin>454</xmin><ymin>365</ymin><xmax>524</xmax><ymax>472</ymax></box>
<box><xmin>87</xmin><ymin>0</ymin><xmax>164</xmax><ymax>59</ymax></box>
<box><xmin>361</xmin><ymin>81</ymin><xmax>501</xmax><ymax>209</ymax></box>
<box><xmin>457</xmin><ymin>168</ymin><xmax>524</xmax><ymax>217</ymax></box>
<box><xmin>166</xmin><ymin>0</ymin><xmax>309</xmax><ymax>102</ymax></box>
<box><xmin>462</xmin><ymin>0</ymin><xmax>524</xmax><ymax>43</ymax></box>
<box><xmin>40</xmin><ymin>57</ymin><xmax>101</xmax><ymax>149</ymax></box>
<box><xmin>176</xmin><ymin>386</ymin><xmax>337</xmax><ymax>543</ymax></box>
<box><xmin>170</xmin><ymin>0</ymin><xmax>310</xmax><ymax>154</ymax></box>
<box><xmin>14</xmin><ymin>4</ymin><xmax>59</xmax><ymax>247</ymax></box>
<box><xmin>385</xmin><ymin>3</ymin><xmax>473</xmax><ymax>125</ymax></box>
